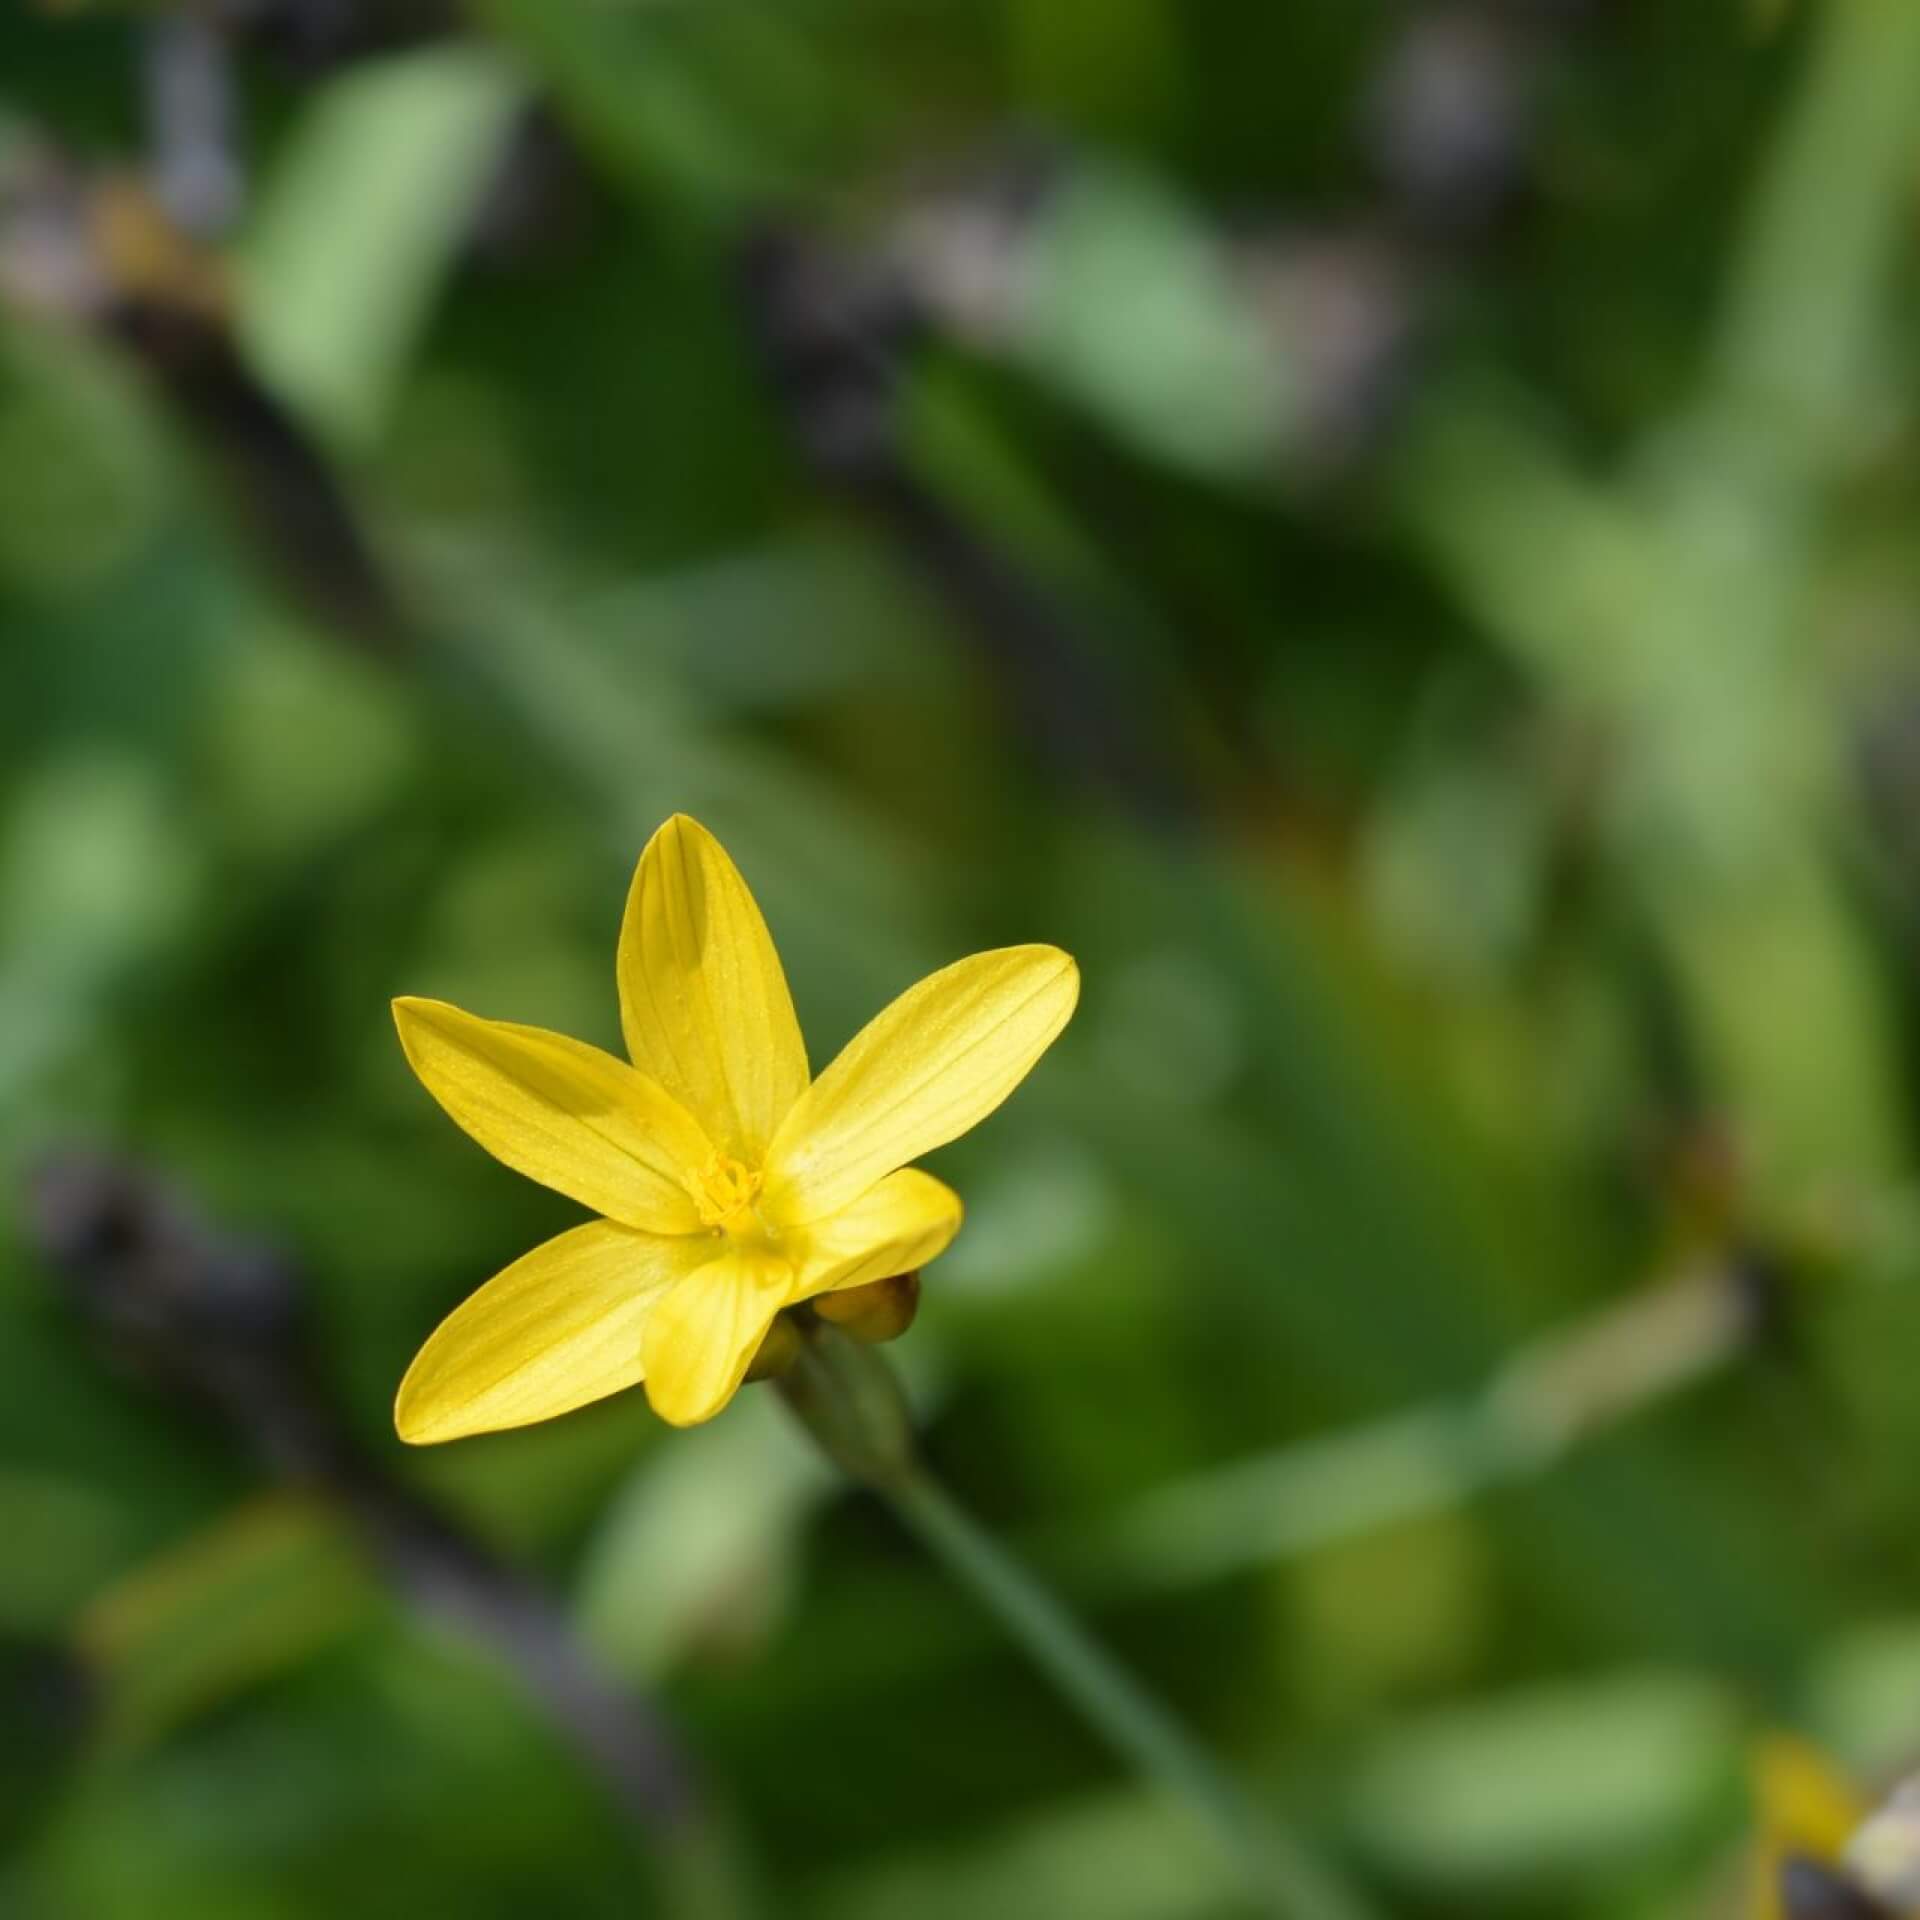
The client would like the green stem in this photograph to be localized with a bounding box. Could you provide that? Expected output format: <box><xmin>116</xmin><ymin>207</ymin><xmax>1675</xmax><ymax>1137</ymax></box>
<box><xmin>887</xmin><ymin>1469</ymin><xmax>1374</xmax><ymax>1920</ymax></box>
<box><xmin>775</xmin><ymin>1320</ymin><xmax>1374</xmax><ymax>1918</ymax></box>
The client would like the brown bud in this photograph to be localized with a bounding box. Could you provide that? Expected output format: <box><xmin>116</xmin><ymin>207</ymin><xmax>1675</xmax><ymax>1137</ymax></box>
<box><xmin>811</xmin><ymin>1271</ymin><xmax>920</xmax><ymax>1345</ymax></box>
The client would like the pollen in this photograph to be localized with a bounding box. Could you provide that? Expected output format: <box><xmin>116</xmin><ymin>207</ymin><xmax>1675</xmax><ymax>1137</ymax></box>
<box><xmin>690</xmin><ymin>1151</ymin><xmax>764</xmax><ymax>1231</ymax></box>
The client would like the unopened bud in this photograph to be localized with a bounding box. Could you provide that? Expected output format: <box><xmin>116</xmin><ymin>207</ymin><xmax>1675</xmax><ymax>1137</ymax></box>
<box><xmin>811</xmin><ymin>1270</ymin><xmax>920</xmax><ymax>1345</ymax></box>
<box><xmin>774</xmin><ymin>1317</ymin><xmax>916</xmax><ymax>1490</ymax></box>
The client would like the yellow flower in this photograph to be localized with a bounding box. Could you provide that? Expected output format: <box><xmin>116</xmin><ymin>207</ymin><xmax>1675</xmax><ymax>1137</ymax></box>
<box><xmin>391</xmin><ymin>815</ymin><xmax>1079</xmax><ymax>1438</ymax></box>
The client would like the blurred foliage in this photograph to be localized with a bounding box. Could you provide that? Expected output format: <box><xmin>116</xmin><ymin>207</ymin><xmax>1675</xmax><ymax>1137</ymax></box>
<box><xmin>10</xmin><ymin>0</ymin><xmax>1920</xmax><ymax>1915</ymax></box>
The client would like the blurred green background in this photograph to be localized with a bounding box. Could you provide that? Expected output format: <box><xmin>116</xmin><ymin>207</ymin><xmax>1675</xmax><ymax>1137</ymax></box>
<box><xmin>10</xmin><ymin>0</ymin><xmax>1920</xmax><ymax>1914</ymax></box>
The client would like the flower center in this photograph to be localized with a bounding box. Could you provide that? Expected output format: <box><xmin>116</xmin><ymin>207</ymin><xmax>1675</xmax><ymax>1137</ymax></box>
<box><xmin>690</xmin><ymin>1151</ymin><xmax>763</xmax><ymax>1232</ymax></box>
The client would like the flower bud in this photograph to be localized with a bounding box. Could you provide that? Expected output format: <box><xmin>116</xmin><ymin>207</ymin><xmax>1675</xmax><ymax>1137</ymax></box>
<box><xmin>811</xmin><ymin>1270</ymin><xmax>920</xmax><ymax>1345</ymax></box>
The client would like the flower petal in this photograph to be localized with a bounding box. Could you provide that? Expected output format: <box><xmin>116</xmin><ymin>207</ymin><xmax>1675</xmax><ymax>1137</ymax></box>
<box><xmin>395</xmin><ymin>1220</ymin><xmax>710</xmax><ymax>1444</ymax></box>
<box><xmin>762</xmin><ymin>946</ymin><xmax>1078</xmax><ymax>1224</ymax></box>
<box><xmin>617</xmin><ymin>815</ymin><xmax>810</xmax><ymax>1162</ymax></box>
<box><xmin>792</xmin><ymin>1168</ymin><xmax>963</xmax><ymax>1300</ymax></box>
<box><xmin>393</xmin><ymin>997</ymin><xmax>711</xmax><ymax>1233</ymax></box>
<box><xmin>640</xmin><ymin>1248</ymin><xmax>792</xmax><ymax>1427</ymax></box>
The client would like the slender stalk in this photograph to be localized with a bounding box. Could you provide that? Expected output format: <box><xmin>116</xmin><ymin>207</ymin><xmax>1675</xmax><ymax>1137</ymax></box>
<box><xmin>888</xmin><ymin>1469</ymin><xmax>1375</xmax><ymax>1920</ymax></box>
<box><xmin>774</xmin><ymin>1321</ymin><xmax>1376</xmax><ymax>1920</ymax></box>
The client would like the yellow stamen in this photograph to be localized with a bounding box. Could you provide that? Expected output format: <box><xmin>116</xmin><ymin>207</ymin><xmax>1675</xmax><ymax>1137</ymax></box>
<box><xmin>689</xmin><ymin>1151</ymin><xmax>763</xmax><ymax>1232</ymax></box>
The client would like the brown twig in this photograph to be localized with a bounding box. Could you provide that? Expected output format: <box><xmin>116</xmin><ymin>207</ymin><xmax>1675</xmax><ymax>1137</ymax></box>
<box><xmin>24</xmin><ymin>1148</ymin><xmax>701</xmax><ymax>1837</ymax></box>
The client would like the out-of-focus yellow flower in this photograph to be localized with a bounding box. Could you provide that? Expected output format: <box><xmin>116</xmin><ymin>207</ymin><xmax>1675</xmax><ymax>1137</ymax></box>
<box><xmin>1752</xmin><ymin>1735</ymin><xmax>1867</xmax><ymax>1920</ymax></box>
<box><xmin>392</xmin><ymin>816</ymin><xmax>1078</xmax><ymax>1436</ymax></box>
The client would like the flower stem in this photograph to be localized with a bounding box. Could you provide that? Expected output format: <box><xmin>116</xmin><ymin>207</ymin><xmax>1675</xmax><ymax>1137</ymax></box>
<box><xmin>774</xmin><ymin>1322</ymin><xmax>1375</xmax><ymax>1920</ymax></box>
<box><xmin>888</xmin><ymin>1470</ymin><xmax>1373</xmax><ymax>1920</ymax></box>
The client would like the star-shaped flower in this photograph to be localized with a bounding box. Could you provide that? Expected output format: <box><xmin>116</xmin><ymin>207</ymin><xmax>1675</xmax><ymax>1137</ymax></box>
<box><xmin>392</xmin><ymin>815</ymin><xmax>1078</xmax><ymax>1437</ymax></box>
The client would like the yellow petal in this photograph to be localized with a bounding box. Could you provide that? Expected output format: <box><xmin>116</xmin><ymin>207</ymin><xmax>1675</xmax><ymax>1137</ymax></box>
<box><xmin>762</xmin><ymin>946</ymin><xmax>1078</xmax><ymax>1224</ymax></box>
<box><xmin>393</xmin><ymin>997</ymin><xmax>711</xmax><ymax>1233</ymax></box>
<box><xmin>640</xmin><ymin>1248</ymin><xmax>792</xmax><ymax>1427</ymax></box>
<box><xmin>395</xmin><ymin>1220</ymin><xmax>710</xmax><ymax>1444</ymax></box>
<box><xmin>617</xmin><ymin>815</ymin><xmax>810</xmax><ymax>1162</ymax></box>
<box><xmin>792</xmin><ymin>1168</ymin><xmax>962</xmax><ymax>1300</ymax></box>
